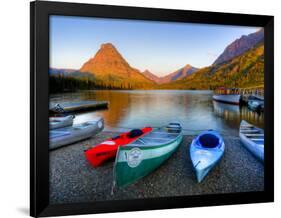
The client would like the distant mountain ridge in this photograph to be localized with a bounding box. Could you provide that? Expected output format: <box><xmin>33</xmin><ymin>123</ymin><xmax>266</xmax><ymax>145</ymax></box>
<box><xmin>159</xmin><ymin>64</ymin><xmax>198</xmax><ymax>84</ymax></box>
<box><xmin>142</xmin><ymin>64</ymin><xmax>198</xmax><ymax>84</ymax></box>
<box><xmin>213</xmin><ymin>29</ymin><xmax>264</xmax><ymax>65</ymax></box>
<box><xmin>49</xmin><ymin>68</ymin><xmax>78</xmax><ymax>75</ymax></box>
<box><xmin>159</xmin><ymin>42</ymin><xmax>264</xmax><ymax>90</ymax></box>
<box><xmin>142</xmin><ymin>70</ymin><xmax>162</xmax><ymax>84</ymax></box>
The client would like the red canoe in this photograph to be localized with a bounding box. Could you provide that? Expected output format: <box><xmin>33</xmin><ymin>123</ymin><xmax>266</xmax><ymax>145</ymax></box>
<box><xmin>84</xmin><ymin>127</ymin><xmax>152</xmax><ymax>167</ymax></box>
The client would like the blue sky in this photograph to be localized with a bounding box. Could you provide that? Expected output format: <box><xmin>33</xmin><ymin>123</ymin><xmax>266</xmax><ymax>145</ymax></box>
<box><xmin>50</xmin><ymin>15</ymin><xmax>260</xmax><ymax>77</ymax></box>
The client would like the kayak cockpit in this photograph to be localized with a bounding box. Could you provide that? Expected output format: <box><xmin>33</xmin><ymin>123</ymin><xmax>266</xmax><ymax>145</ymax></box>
<box><xmin>198</xmin><ymin>134</ymin><xmax>220</xmax><ymax>148</ymax></box>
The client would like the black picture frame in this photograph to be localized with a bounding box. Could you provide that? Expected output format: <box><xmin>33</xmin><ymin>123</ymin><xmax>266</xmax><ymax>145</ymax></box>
<box><xmin>30</xmin><ymin>1</ymin><xmax>274</xmax><ymax>217</ymax></box>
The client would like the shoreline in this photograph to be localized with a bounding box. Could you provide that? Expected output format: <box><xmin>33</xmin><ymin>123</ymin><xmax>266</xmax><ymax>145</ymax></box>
<box><xmin>50</xmin><ymin>131</ymin><xmax>264</xmax><ymax>204</ymax></box>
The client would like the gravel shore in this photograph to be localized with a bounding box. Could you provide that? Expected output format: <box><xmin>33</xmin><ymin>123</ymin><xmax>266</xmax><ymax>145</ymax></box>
<box><xmin>50</xmin><ymin>131</ymin><xmax>264</xmax><ymax>204</ymax></box>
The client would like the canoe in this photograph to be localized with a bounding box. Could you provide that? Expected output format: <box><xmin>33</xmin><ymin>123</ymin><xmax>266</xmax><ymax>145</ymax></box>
<box><xmin>49</xmin><ymin>117</ymin><xmax>104</xmax><ymax>150</ymax></box>
<box><xmin>49</xmin><ymin>100</ymin><xmax>108</xmax><ymax>114</ymax></box>
<box><xmin>84</xmin><ymin>127</ymin><xmax>153</xmax><ymax>167</ymax></box>
<box><xmin>49</xmin><ymin>115</ymin><xmax>74</xmax><ymax>130</ymax></box>
<box><xmin>213</xmin><ymin>94</ymin><xmax>241</xmax><ymax>105</ymax></box>
<box><xmin>114</xmin><ymin>122</ymin><xmax>183</xmax><ymax>187</ymax></box>
<box><xmin>239</xmin><ymin>120</ymin><xmax>264</xmax><ymax>162</ymax></box>
<box><xmin>190</xmin><ymin>130</ymin><xmax>225</xmax><ymax>183</ymax></box>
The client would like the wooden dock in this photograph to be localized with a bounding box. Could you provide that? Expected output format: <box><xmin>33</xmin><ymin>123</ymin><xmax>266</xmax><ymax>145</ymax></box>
<box><xmin>49</xmin><ymin>100</ymin><xmax>109</xmax><ymax>114</ymax></box>
<box><xmin>239</xmin><ymin>86</ymin><xmax>264</xmax><ymax>104</ymax></box>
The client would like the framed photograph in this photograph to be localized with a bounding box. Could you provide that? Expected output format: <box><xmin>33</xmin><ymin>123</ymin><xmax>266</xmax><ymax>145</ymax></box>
<box><xmin>30</xmin><ymin>1</ymin><xmax>274</xmax><ymax>217</ymax></box>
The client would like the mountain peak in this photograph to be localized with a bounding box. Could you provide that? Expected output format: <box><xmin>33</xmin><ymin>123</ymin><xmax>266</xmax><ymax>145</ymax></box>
<box><xmin>213</xmin><ymin>29</ymin><xmax>264</xmax><ymax>65</ymax></box>
<box><xmin>100</xmin><ymin>43</ymin><xmax>117</xmax><ymax>50</ymax></box>
<box><xmin>79</xmin><ymin>43</ymin><xmax>154</xmax><ymax>88</ymax></box>
<box><xmin>142</xmin><ymin>70</ymin><xmax>161</xmax><ymax>84</ymax></box>
<box><xmin>80</xmin><ymin>42</ymin><xmax>131</xmax><ymax>75</ymax></box>
<box><xmin>158</xmin><ymin>64</ymin><xmax>198</xmax><ymax>84</ymax></box>
<box><xmin>143</xmin><ymin>69</ymin><xmax>152</xmax><ymax>74</ymax></box>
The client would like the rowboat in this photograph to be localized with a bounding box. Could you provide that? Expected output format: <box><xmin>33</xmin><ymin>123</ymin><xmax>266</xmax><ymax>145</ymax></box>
<box><xmin>213</xmin><ymin>87</ymin><xmax>241</xmax><ymax>105</ymax></box>
<box><xmin>84</xmin><ymin>127</ymin><xmax>152</xmax><ymax>167</ymax></box>
<box><xmin>213</xmin><ymin>94</ymin><xmax>241</xmax><ymax>105</ymax></box>
<box><xmin>114</xmin><ymin>122</ymin><xmax>183</xmax><ymax>187</ymax></box>
<box><xmin>248</xmin><ymin>100</ymin><xmax>264</xmax><ymax>112</ymax></box>
<box><xmin>239</xmin><ymin>120</ymin><xmax>264</xmax><ymax>162</ymax></box>
<box><xmin>49</xmin><ymin>100</ymin><xmax>108</xmax><ymax>114</ymax></box>
<box><xmin>49</xmin><ymin>115</ymin><xmax>74</xmax><ymax>130</ymax></box>
<box><xmin>49</xmin><ymin>117</ymin><xmax>104</xmax><ymax>150</ymax></box>
<box><xmin>190</xmin><ymin>130</ymin><xmax>225</xmax><ymax>183</ymax></box>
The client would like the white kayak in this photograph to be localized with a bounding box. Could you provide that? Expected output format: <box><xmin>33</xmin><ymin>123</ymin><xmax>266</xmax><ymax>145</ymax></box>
<box><xmin>239</xmin><ymin>120</ymin><xmax>264</xmax><ymax>162</ymax></box>
<box><xmin>190</xmin><ymin>130</ymin><xmax>225</xmax><ymax>182</ymax></box>
<box><xmin>49</xmin><ymin>115</ymin><xmax>74</xmax><ymax>130</ymax></box>
<box><xmin>49</xmin><ymin>117</ymin><xmax>104</xmax><ymax>150</ymax></box>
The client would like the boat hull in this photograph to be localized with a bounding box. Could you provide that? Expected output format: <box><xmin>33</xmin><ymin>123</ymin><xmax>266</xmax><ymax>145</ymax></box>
<box><xmin>213</xmin><ymin>94</ymin><xmax>241</xmax><ymax>105</ymax></box>
<box><xmin>239</xmin><ymin>120</ymin><xmax>264</xmax><ymax>162</ymax></box>
<box><xmin>49</xmin><ymin>117</ymin><xmax>104</xmax><ymax>150</ymax></box>
<box><xmin>248</xmin><ymin>100</ymin><xmax>264</xmax><ymax>112</ymax></box>
<box><xmin>190</xmin><ymin>130</ymin><xmax>225</xmax><ymax>182</ymax></box>
<box><xmin>114</xmin><ymin>127</ymin><xmax>183</xmax><ymax>187</ymax></box>
<box><xmin>49</xmin><ymin>115</ymin><xmax>74</xmax><ymax>130</ymax></box>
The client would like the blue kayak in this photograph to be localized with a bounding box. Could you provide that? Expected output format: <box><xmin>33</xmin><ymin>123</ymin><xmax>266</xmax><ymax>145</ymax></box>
<box><xmin>190</xmin><ymin>130</ymin><xmax>225</xmax><ymax>182</ymax></box>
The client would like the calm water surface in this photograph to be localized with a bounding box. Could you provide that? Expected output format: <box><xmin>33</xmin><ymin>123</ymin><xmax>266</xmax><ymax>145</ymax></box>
<box><xmin>50</xmin><ymin>90</ymin><xmax>264</xmax><ymax>135</ymax></box>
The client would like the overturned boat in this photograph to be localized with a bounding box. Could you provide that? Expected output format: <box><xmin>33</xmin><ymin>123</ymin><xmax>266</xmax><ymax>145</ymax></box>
<box><xmin>49</xmin><ymin>115</ymin><xmax>75</xmax><ymax>130</ymax></box>
<box><xmin>49</xmin><ymin>117</ymin><xmax>104</xmax><ymax>150</ymax></box>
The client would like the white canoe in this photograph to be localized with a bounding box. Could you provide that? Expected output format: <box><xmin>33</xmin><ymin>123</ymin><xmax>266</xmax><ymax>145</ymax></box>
<box><xmin>239</xmin><ymin>120</ymin><xmax>264</xmax><ymax>162</ymax></box>
<box><xmin>49</xmin><ymin>117</ymin><xmax>104</xmax><ymax>150</ymax></box>
<box><xmin>49</xmin><ymin>115</ymin><xmax>74</xmax><ymax>130</ymax></box>
<box><xmin>190</xmin><ymin>130</ymin><xmax>225</xmax><ymax>183</ymax></box>
<box><xmin>213</xmin><ymin>94</ymin><xmax>240</xmax><ymax>105</ymax></box>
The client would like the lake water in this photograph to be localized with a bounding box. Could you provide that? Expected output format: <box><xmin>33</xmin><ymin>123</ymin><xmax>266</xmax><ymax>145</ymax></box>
<box><xmin>50</xmin><ymin>90</ymin><xmax>264</xmax><ymax>135</ymax></box>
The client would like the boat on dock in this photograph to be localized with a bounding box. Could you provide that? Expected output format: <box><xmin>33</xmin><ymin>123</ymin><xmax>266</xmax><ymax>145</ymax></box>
<box><xmin>247</xmin><ymin>96</ymin><xmax>264</xmax><ymax>112</ymax></box>
<box><xmin>248</xmin><ymin>100</ymin><xmax>264</xmax><ymax>112</ymax></box>
<box><xmin>49</xmin><ymin>100</ymin><xmax>108</xmax><ymax>114</ymax></box>
<box><xmin>114</xmin><ymin>122</ymin><xmax>183</xmax><ymax>187</ymax></box>
<box><xmin>239</xmin><ymin>120</ymin><xmax>264</xmax><ymax>162</ymax></box>
<box><xmin>84</xmin><ymin>127</ymin><xmax>153</xmax><ymax>167</ymax></box>
<box><xmin>190</xmin><ymin>130</ymin><xmax>225</xmax><ymax>183</ymax></box>
<box><xmin>213</xmin><ymin>87</ymin><xmax>241</xmax><ymax>105</ymax></box>
<box><xmin>49</xmin><ymin>115</ymin><xmax>74</xmax><ymax>130</ymax></box>
<box><xmin>49</xmin><ymin>117</ymin><xmax>104</xmax><ymax>150</ymax></box>
<box><xmin>213</xmin><ymin>87</ymin><xmax>238</xmax><ymax>105</ymax></box>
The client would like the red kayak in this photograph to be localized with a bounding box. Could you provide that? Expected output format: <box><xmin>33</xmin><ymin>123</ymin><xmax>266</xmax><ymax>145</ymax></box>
<box><xmin>84</xmin><ymin>127</ymin><xmax>152</xmax><ymax>167</ymax></box>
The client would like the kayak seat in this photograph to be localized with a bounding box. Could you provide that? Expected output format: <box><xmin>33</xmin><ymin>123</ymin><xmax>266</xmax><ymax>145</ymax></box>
<box><xmin>199</xmin><ymin>134</ymin><xmax>219</xmax><ymax>148</ymax></box>
<box><xmin>127</xmin><ymin>129</ymin><xmax>144</xmax><ymax>138</ymax></box>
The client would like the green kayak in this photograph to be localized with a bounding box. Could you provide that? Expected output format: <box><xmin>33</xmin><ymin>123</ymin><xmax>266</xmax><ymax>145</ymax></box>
<box><xmin>114</xmin><ymin>122</ymin><xmax>183</xmax><ymax>187</ymax></box>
